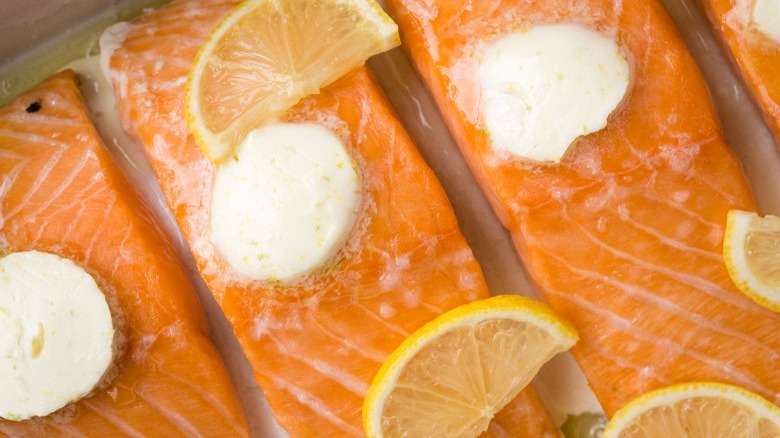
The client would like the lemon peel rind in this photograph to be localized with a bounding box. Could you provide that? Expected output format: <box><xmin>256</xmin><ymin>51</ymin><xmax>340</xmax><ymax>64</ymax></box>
<box><xmin>723</xmin><ymin>210</ymin><xmax>780</xmax><ymax>313</ymax></box>
<box><xmin>602</xmin><ymin>381</ymin><xmax>780</xmax><ymax>438</ymax></box>
<box><xmin>362</xmin><ymin>294</ymin><xmax>578</xmax><ymax>437</ymax></box>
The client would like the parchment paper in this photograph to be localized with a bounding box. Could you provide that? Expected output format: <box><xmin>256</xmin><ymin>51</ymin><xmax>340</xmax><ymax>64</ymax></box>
<box><xmin>1</xmin><ymin>0</ymin><xmax>778</xmax><ymax>436</ymax></box>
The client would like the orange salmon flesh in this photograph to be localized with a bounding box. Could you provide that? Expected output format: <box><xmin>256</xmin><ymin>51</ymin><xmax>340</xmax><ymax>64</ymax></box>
<box><xmin>697</xmin><ymin>0</ymin><xmax>780</xmax><ymax>146</ymax></box>
<box><xmin>105</xmin><ymin>0</ymin><xmax>559</xmax><ymax>436</ymax></box>
<box><xmin>384</xmin><ymin>0</ymin><xmax>780</xmax><ymax>416</ymax></box>
<box><xmin>0</xmin><ymin>71</ymin><xmax>250</xmax><ymax>437</ymax></box>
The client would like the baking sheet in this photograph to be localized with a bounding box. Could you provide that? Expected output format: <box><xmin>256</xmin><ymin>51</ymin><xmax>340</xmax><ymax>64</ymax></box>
<box><xmin>1</xmin><ymin>0</ymin><xmax>779</xmax><ymax>436</ymax></box>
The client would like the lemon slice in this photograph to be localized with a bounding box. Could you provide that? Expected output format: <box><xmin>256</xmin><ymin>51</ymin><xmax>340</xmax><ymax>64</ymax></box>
<box><xmin>602</xmin><ymin>382</ymin><xmax>780</xmax><ymax>437</ymax></box>
<box><xmin>186</xmin><ymin>0</ymin><xmax>399</xmax><ymax>162</ymax></box>
<box><xmin>362</xmin><ymin>295</ymin><xmax>578</xmax><ymax>438</ymax></box>
<box><xmin>723</xmin><ymin>210</ymin><xmax>780</xmax><ymax>312</ymax></box>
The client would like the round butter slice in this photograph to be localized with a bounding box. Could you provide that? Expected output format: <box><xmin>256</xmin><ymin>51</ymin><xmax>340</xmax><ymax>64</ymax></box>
<box><xmin>479</xmin><ymin>23</ymin><xmax>630</xmax><ymax>162</ymax></box>
<box><xmin>210</xmin><ymin>122</ymin><xmax>361</xmax><ymax>281</ymax></box>
<box><xmin>753</xmin><ymin>0</ymin><xmax>780</xmax><ymax>43</ymax></box>
<box><xmin>0</xmin><ymin>251</ymin><xmax>115</xmax><ymax>421</ymax></box>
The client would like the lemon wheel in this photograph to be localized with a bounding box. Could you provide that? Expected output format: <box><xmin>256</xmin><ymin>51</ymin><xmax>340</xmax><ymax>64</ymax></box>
<box><xmin>362</xmin><ymin>295</ymin><xmax>578</xmax><ymax>438</ymax></box>
<box><xmin>185</xmin><ymin>0</ymin><xmax>399</xmax><ymax>162</ymax></box>
<box><xmin>723</xmin><ymin>210</ymin><xmax>780</xmax><ymax>312</ymax></box>
<box><xmin>603</xmin><ymin>382</ymin><xmax>780</xmax><ymax>437</ymax></box>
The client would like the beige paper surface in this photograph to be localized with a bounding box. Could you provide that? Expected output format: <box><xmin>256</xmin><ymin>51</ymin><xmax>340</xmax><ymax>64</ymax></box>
<box><xmin>3</xmin><ymin>0</ymin><xmax>779</xmax><ymax>436</ymax></box>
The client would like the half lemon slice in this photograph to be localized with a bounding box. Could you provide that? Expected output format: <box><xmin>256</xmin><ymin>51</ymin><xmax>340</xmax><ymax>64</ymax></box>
<box><xmin>723</xmin><ymin>210</ymin><xmax>780</xmax><ymax>312</ymax></box>
<box><xmin>602</xmin><ymin>382</ymin><xmax>780</xmax><ymax>437</ymax></box>
<box><xmin>362</xmin><ymin>295</ymin><xmax>578</xmax><ymax>438</ymax></box>
<box><xmin>186</xmin><ymin>0</ymin><xmax>399</xmax><ymax>162</ymax></box>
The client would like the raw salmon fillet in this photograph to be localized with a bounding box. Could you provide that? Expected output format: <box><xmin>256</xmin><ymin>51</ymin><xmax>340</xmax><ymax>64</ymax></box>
<box><xmin>104</xmin><ymin>0</ymin><xmax>558</xmax><ymax>436</ymax></box>
<box><xmin>697</xmin><ymin>0</ymin><xmax>780</xmax><ymax>144</ymax></box>
<box><xmin>385</xmin><ymin>0</ymin><xmax>780</xmax><ymax>415</ymax></box>
<box><xmin>0</xmin><ymin>71</ymin><xmax>249</xmax><ymax>436</ymax></box>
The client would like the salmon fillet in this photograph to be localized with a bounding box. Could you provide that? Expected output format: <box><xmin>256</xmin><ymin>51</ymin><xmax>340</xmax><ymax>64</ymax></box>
<box><xmin>697</xmin><ymin>0</ymin><xmax>780</xmax><ymax>144</ymax></box>
<box><xmin>105</xmin><ymin>0</ymin><xmax>559</xmax><ymax>436</ymax></box>
<box><xmin>384</xmin><ymin>0</ymin><xmax>780</xmax><ymax>415</ymax></box>
<box><xmin>0</xmin><ymin>71</ymin><xmax>249</xmax><ymax>437</ymax></box>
